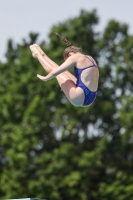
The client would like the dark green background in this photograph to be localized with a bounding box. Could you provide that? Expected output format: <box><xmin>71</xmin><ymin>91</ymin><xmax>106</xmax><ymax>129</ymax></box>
<box><xmin>0</xmin><ymin>9</ymin><xmax>133</xmax><ymax>200</ymax></box>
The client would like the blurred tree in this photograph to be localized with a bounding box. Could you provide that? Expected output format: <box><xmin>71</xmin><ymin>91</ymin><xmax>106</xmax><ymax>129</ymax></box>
<box><xmin>0</xmin><ymin>9</ymin><xmax>133</xmax><ymax>200</ymax></box>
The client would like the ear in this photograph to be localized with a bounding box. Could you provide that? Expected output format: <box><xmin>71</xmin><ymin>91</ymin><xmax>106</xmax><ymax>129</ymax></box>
<box><xmin>68</xmin><ymin>52</ymin><xmax>72</xmax><ymax>57</ymax></box>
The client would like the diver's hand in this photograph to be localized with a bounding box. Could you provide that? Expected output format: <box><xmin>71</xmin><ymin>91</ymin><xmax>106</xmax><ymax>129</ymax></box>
<box><xmin>37</xmin><ymin>74</ymin><xmax>48</xmax><ymax>81</ymax></box>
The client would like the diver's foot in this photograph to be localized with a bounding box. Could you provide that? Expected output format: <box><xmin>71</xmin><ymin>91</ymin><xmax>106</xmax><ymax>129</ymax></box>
<box><xmin>29</xmin><ymin>45</ymin><xmax>40</xmax><ymax>58</ymax></box>
<box><xmin>33</xmin><ymin>44</ymin><xmax>45</xmax><ymax>56</ymax></box>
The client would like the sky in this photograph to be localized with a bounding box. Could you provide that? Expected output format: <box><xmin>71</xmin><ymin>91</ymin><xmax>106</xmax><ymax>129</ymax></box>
<box><xmin>0</xmin><ymin>0</ymin><xmax>133</xmax><ymax>61</ymax></box>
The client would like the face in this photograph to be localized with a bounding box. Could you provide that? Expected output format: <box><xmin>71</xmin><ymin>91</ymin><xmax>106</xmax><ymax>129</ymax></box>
<box><xmin>64</xmin><ymin>52</ymin><xmax>73</xmax><ymax>61</ymax></box>
<box><xmin>64</xmin><ymin>55</ymin><xmax>68</xmax><ymax>61</ymax></box>
<box><xmin>64</xmin><ymin>53</ymin><xmax>69</xmax><ymax>61</ymax></box>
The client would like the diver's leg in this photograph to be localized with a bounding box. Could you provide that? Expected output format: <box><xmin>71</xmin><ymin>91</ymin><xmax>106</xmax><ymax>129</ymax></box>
<box><xmin>30</xmin><ymin>44</ymin><xmax>77</xmax><ymax>84</ymax></box>
<box><xmin>30</xmin><ymin>45</ymin><xmax>84</xmax><ymax>106</ymax></box>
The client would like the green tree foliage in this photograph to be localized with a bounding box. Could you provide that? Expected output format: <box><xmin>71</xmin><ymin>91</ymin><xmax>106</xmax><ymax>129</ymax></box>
<box><xmin>0</xmin><ymin>9</ymin><xmax>133</xmax><ymax>200</ymax></box>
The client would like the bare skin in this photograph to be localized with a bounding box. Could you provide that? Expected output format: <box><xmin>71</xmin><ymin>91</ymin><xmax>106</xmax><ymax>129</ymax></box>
<box><xmin>29</xmin><ymin>44</ymin><xmax>99</xmax><ymax>107</ymax></box>
<box><xmin>31</xmin><ymin>44</ymin><xmax>77</xmax><ymax>83</ymax></box>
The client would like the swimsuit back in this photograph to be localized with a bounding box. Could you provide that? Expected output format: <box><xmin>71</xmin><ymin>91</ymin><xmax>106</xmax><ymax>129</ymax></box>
<box><xmin>74</xmin><ymin>56</ymin><xmax>98</xmax><ymax>106</ymax></box>
<box><xmin>74</xmin><ymin>55</ymin><xmax>98</xmax><ymax>87</ymax></box>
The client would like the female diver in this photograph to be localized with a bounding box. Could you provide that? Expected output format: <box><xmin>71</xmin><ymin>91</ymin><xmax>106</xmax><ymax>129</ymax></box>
<box><xmin>30</xmin><ymin>33</ymin><xmax>99</xmax><ymax>107</ymax></box>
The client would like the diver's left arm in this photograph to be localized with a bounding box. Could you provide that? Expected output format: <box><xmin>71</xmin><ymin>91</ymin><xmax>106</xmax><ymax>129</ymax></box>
<box><xmin>37</xmin><ymin>56</ymin><xmax>77</xmax><ymax>81</ymax></box>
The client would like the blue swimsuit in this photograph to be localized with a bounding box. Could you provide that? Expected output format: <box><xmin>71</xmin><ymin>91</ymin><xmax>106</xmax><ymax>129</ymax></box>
<box><xmin>74</xmin><ymin>56</ymin><xmax>98</xmax><ymax>106</ymax></box>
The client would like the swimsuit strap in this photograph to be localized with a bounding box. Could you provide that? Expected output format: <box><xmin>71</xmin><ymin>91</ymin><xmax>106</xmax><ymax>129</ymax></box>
<box><xmin>74</xmin><ymin>55</ymin><xmax>98</xmax><ymax>71</ymax></box>
<box><xmin>86</xmin><ymin>56</ymin><xmax>98</xmax><ymax>68</ymax></box>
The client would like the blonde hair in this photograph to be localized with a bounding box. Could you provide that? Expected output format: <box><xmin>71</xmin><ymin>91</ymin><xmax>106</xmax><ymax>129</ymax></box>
<box><xmin>55</xmin><ymin>33</ymin><xmax>82</xmax><ymax>58</ymax></box>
